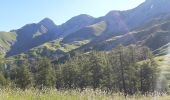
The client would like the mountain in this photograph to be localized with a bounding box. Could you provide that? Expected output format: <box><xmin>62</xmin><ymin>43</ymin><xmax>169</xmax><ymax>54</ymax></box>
<box><xmin>6</xmin><ymin>15</ymin><xmax>94</xmax><ymax>56</ymax></box>
<box><xmin>39</xmin><ymin>18</ymin><xmax>57</xmax><ymax>30</ymax></box>
<box><xmin>1</xmin><ymin>0</ymin><xmax>170</xmax><ymax>58</ymax></box>
<box><xmin>123</xmin><ymin>0</ymin><xmax>170</xmax><ymax>28</ymax></box>
<box><xmin>57</xmin><ymin>14</ymin><xmax>95</xmax><ymax>37</ymax></box>
<box><xmin>62</xmin><ymin>21</ymin><xmax>107</xmax><ymax>43</ymax></box>
<box><xmin>6</xmin><ymin>18</ymin><xmax>58</xmax><ymax>56</ymax></box>
<box><xmin>75</xmin><ymin>14</ymin><xmax>170</xmax><ymax>52</ymax></box>
<box><xmin>62</xmin><ymin>0</ymin><xmax>170</xmax><ymax>44</ymax></box>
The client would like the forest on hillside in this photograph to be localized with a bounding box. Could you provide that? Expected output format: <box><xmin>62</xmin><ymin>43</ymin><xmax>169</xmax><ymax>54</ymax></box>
<box><xmin>0</xmin><ymin>45</ymin><xmax>166</xmax><ymax>96</ymax></box>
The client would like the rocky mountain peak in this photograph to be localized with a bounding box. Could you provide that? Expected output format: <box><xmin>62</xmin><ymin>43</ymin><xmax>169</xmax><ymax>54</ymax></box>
<box><xmin>39</xmin><ymin>18</ymin><xmax>57</xmax><ymax>30</ymax></box>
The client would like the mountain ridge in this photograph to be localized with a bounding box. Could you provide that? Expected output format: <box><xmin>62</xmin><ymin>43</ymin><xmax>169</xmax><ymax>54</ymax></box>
<box><xmin>1</xmin><ymin>0</ymin><xmax>170</xmax><ymax>58</ymax></box>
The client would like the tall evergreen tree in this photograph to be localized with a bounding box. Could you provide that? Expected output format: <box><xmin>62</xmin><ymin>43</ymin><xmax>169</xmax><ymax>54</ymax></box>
<box><xmin>10</xmin><ymin>59</ymin><xmax>33</xmax><ymax>89</ymax></box>
<box><xmin>35</xmin><ymin>58</ymin><xmax>56</xmax><ymax>89</ymax></box>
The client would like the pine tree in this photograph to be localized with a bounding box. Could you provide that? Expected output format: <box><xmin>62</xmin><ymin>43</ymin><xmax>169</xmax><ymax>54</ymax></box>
<box><xmin>89</xmin><ymin>51</ymin><xmax>104</xmax><ymax>89</ymax></box>
<box><xmin>15</xmin><ymin>64</ymin><xmax>33</xmax><ymax>89</ymax></box>
<box><xmin>10</xmin><ymin>59</ymin><xmax>33</xmax><ymax>89</ymax></box>
<box><xmin>35</xmin><ymin>58</ymin><xmax>56</xmax><ymax>89</ymax></box>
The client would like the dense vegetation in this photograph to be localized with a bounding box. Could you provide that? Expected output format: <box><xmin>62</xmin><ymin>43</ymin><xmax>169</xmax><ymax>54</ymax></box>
<box><xmin>0</xmin><ymin>45</ymin><xmax>165</xmax><ymax>97</ymax></box>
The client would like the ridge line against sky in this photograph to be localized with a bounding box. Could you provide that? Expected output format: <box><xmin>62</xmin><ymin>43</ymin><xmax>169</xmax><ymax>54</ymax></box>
<box><xmin>0</xmin><ymin>0</ymin><xmax>145</xmax><ymax>31</ymax></box>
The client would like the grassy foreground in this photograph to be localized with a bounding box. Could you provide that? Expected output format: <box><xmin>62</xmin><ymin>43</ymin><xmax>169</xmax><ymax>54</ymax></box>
<box><xmin>0</xmin><ymin>88</ymin><xmax>169</xmax><ymax>100</ymax></box>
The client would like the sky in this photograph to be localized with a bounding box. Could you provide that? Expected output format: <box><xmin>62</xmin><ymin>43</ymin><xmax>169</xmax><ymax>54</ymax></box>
<box><xmin>0</xmin><ymin>0</ymin><xmax>145</xmax><ymax>31</ymax></box>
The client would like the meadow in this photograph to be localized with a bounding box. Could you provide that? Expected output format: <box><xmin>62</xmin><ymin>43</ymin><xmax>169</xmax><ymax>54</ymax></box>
<box><xmin>0</xmin><ymin>88</ymin><xmax>169</xmax><ymax>100</ymax></box>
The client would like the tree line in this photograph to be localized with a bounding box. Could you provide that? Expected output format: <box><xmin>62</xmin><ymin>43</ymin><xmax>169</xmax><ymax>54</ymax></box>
<box><xmin>0</xmin><ymin>45</ymin><xmax>167</xmax><ymax>95</ymax></box>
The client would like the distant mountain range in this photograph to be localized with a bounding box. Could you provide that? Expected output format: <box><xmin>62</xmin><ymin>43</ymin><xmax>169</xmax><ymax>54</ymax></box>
<box><xmin>1</xmin><ymin>0</ymin><xmax>170</xmax><ymax>58</ymax></box>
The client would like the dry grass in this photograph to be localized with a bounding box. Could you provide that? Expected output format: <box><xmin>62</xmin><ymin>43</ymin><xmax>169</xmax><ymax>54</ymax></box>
<box><xmin>0</xmin><ymin>88</ymin><xmax>169</xmax><ymax>100</ymax></box>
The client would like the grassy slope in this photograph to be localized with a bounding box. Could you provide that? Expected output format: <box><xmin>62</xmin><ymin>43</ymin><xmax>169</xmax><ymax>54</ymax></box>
<box><xmin>0</xmin><ymin>32</ymin><xmax>16</xmax><ymax>53</ymax></box>
<box><xmin>87</xmin><ymin>21</ymin><xmax>107</xmax><ymax>36</ymax></box>
<box><xmin>153</xmin><ymin>43</ymin><xmax>170</xmax><ymax>56</ymax></box>
<box><xmin>21</xmin><ymin>38</ymin><xmax>90</xmax><ymax>58</ymax></box>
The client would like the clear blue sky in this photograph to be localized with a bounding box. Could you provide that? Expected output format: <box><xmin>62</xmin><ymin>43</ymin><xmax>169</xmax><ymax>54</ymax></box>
<box><xmin>0</xmin><ymin>0</ymin><xmax>145</xmax><ymax>31</ymax></box>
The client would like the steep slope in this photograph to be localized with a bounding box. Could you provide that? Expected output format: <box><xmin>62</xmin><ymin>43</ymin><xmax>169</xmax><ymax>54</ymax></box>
<box><xmin>6</xmin><ymin>18</ymin><xmax>58</xmax><ymax>56</ymax></box>
<box><xmin>153</xmin><ymin>43</ymin><xmax>170</xmax><ymax>56</ymax></box>
<box><xmin>0</xmin><ymin>32</ymin><xmax>16</xmax><ymax>54</ymax></box>
<box><xmin>71</xmin><ymin>14</ymin><xmax>170</xmax><ymax>53</ymax></box>
<box><xmin>62</xmin><ymin>21</ymin><xmax>107</xmax><ymax>43</ymax></box>
<box><xmin>57</xmin><ymin>14</ymin><xmax>95</xmax><ymax>37</ymax></box>
<box><xmin>63</xmin><ymin>0</ymin><xmax>170</xmax><ymax>44</ymax></box>
<box><xmin>112</xmin><ymin>21</ymin><xmax>170</xmax><ymax>51</ymax></box>
<box><xmin>123</xmin><ymin>0</ymin><xmax>170</xmax><ymax>28</ymax></box>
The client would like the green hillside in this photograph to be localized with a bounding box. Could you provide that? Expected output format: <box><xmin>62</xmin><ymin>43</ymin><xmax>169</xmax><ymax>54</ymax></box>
<box><xmin>0</xmin><ymin>32</ymin><xmax>16</xmax><ymax>53</ymax></box>
<box><xmin>20</xmin><ymin>38</ymin><xmax>90</xmax><ymax>58</ymax></box>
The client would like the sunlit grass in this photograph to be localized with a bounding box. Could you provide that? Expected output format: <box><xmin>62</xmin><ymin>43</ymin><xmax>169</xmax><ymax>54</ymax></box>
<box><xmin>0</xmin><ymin>32</ymin><xmax>16</xmax><ymax>52</ymax></box>
<box><xmin>0</xmin><ymin>88</ymin><xmax>169</xmax><ymax>100</ymax></box>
